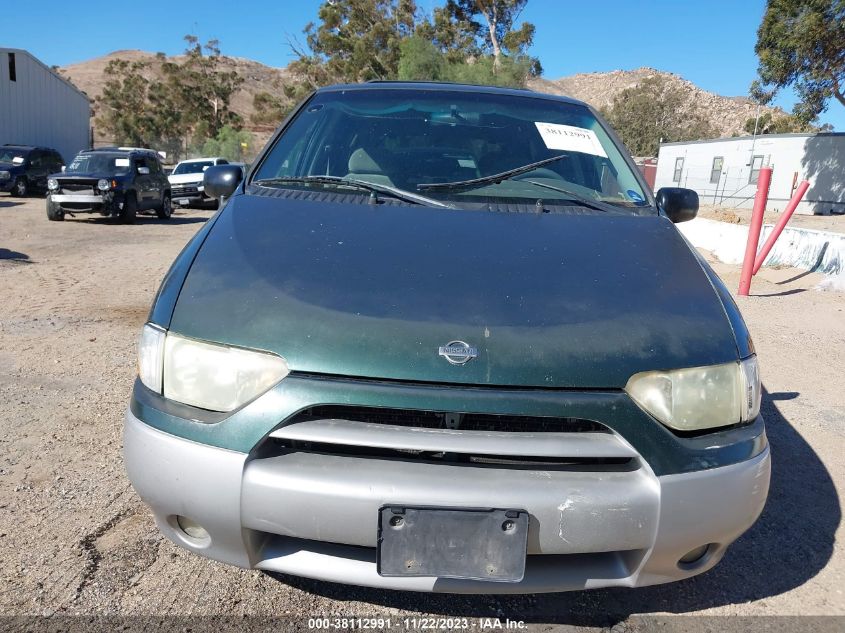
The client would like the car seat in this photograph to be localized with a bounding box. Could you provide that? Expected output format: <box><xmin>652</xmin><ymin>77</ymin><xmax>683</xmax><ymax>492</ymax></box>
<box><xmin>345</xmin><ymin>148</ymin><xmax>395</xmax><ymax>187</ymax></box>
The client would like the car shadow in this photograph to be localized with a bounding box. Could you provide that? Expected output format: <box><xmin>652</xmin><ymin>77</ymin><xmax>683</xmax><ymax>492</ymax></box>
<box><xmin>70</xmin><ymin>215</ymin><xmax>210</xmax><ymax>226</ymax></box>
<box><xmin>145</xmin><ymin>215</ymin><xmax>211</xmax><ymax>226</ymax></box>
<box><xmin>0</xmin><ymin>248</ymin><xmax>32</xmax><ymax>264</ymax></box>
<box><xmin>268</xmin><ymin>388</ymin><xmax>839</xmax><ymax>625</ymax></box>
<box><xmin>0</xmin><ymin>199</ymin><xmax>25</xmax><ymax>208</ymax></box>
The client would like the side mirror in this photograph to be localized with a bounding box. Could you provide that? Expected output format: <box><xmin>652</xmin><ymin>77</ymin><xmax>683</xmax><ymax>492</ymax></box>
<box><xmin>137</xmin><ymin>166</ymin><xmax>150</xmax><ymax>175</ymax></box>
<box><xmin>204</xmin><ymin>164</ymin><xmax>243</xmax><ymax>200</ymax></box>
<box><xmin>61</xmin><ymin>165</ymin><xmax>66</xmax><ymax>172</ymax></box>
<box><xmin>655</xmin><ymin>187</ymin><xmax>698</xmax><ymax>223</ymax></box>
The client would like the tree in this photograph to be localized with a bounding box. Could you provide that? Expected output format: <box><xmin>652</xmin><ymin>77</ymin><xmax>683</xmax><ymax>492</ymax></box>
<box><xmin>286</xmin><ymin>0</ymin><xmax>542</xmax><ymax>95</ymax></box>
<box><xmin>397</xmin><ymin>34</ymin><xmax>534</xmax><ymax>86</ymax></box>
<box><xmin>289</xmin><ymin>0</ymin><xmax>419</xmax><ymax>86</ymax></box>
<box><xmin>252</xmin><ymin>91</ymin><xmax>288</xmax><ymax>127</ymax></box>
<box><xmin>752</xmin><ymin>0</ymin><xmax>845</xmax><ymax>122</ymax></box>
<box><xmin>162</xmin><ymin>36</ymin><xmax>244</xmax><ymax>138</ymax></box>
<box><xmin>601</xmin><ymin>76</ymin><xmax>717</xmax><ymax>156</ymax></box>
<box><xmin>97</xmin><ymin>36</ymin><xmax>245</xmax><ymax>159</ymax></box>
<box><xmin>197</xmin><ymin>125</ymin><xmax>253</xmax><ymax>162</ymax></box>
<box><xmin>742</xmin><ymin>111</ymin><xmax>821</xmax><ymax>134</ymax></box>
<box><xmin>397</xmin><ymin>36</ymin><xmax>448</xmax><ymax>81</ymax></box>
<box><xmin>97</xmin><ymin>59</ymin><xmax>182</xmax><ymax>155</ymax></box>
<box><xmin>424</xmin><ymin>0</ymin><xmax>541</xmax><ymax>76</ymax></box>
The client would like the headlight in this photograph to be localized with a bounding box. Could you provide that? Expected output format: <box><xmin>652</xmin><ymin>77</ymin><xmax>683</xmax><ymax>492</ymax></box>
<box><xmin>625</xmin><ymin>356</ymin><xmax>761</xmax><ymax>432</ymax></box>
<box><xmin>136</xmin><ymin>324</ymin><xmax>289</xmax><ymax>412</ymax></box>
<box><xmin>47</xmin><ymin>178</ymin><xmax>59</xmax><ymax>191</ymax></box>
<box><xmin>137</xmin><ymin>324</ymin><xmax>166</xmax><ymax>392</ymax></box>
<box><xmin>97</xmin><ymin>178</ymin><xmax>110</xmax><ymax>191</ymax></box>
<box><xmin>0</xmin><ymin>171</ymin><xmax>10</xmax><ymax>181</ymax></box>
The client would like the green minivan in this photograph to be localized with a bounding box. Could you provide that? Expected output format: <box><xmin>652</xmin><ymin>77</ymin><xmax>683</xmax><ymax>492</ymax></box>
<box><xmin>125</xmin><ymin>82</ymin><xmax>769</xmax><ymax>593</ymax></box>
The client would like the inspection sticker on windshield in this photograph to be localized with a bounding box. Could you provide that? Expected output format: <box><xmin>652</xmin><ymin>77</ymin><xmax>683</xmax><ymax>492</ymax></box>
<box><xmin>534</xmin><ymin>122</ymin><xmax>607</xmax><ymax>158</ymax></box>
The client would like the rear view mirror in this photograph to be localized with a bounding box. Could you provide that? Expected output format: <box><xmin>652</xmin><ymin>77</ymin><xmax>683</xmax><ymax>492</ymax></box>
<box><xmin>204</xmin><ymin>165</ymin><xmax>243</xmax><ymax>200</ymax></box>
<box><xmin>655</xmin><ymin>187</ymin><xmax>698</xmax><ymax>223</ymax></box>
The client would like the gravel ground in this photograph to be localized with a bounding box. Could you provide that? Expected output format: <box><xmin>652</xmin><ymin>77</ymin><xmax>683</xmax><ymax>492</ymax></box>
<box><xmin>698</xmin><ymin>204</ymin><xmax>845</xmax><ymax>234</ymax></box>
<box><xmin>1</xmin><ymin>194</ymin><xmax>843</xmax><ymax>629</ymax></box>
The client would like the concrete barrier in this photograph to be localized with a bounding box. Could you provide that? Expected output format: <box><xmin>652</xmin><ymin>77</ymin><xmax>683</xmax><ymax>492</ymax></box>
<box><xmin>677</xmin><ymin>218</ymin><xmax>844</xmax><ymax>276</ymax></box>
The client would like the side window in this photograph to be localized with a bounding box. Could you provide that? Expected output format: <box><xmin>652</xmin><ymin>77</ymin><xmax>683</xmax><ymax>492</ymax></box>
<box><xmin>217</xmin><ymin>159</ymin><xmax>229</xmax><ymax>165</ymax></box>
<box><xmin>28</xmin><ymin>151</ymin><xmax>41</xmax><ymax>168</ymax></box>
<box><xmin>53</xmin><ymin>152</ymin><xmax>65</xmax><ymax>170</ymax></box>
<box><xmin>133</xmin><ymin>158</ymin><xmax>146</xmax><ymax>174</ymax></box>
<box><xmin>148</xmin><ymin>157</ymin><xmax>162</xmax><ymax>174</ymax></box>
<box><xmin>672</xmin><ymin>157</ymin><xmax>684</xmax><ymax>183</ymax></box>
<box><xmin>749</xmin><ymin>155</ymin><xmax>764</xmax><ymax>184</ymax></box>
<box><xmin>710</xmin><ymin>157</ymin><xmax>723</xmax><ymax>184</ymax></box>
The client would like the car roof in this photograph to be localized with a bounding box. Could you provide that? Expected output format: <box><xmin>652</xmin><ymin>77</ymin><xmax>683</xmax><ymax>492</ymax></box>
<box><xmin>178</xmin><ymin>157</ymin><xmax>225</xmax><ymax>163</ymax></box>
<box><xmin>315</xmin><ymin>81</ymin><xmax>590</xmax><ymax>108</ymax></box>
<box><xmin>83</xmin><ymin>147</ymin><xmax>159</xmax><ymax>157</ymax></box>
<box><xmin>2</xmin><ymin>144</ymin><xmax>37</xmax><ymax>152</ymax></box>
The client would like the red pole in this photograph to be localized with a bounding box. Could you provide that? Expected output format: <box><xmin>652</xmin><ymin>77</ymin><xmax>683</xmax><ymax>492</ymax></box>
<box><xmin>753</xmin><ymin>180</ymin><xmax>810</xmax><ymax>275</ymax></box>
<box><xmin>738</xmin><ymin>166</ymin><xmax>772</xmax><ymax>296</ymax></box>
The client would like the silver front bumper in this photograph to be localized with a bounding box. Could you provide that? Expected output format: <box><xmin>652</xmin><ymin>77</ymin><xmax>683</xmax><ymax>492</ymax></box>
<box><xmin>124</xmin><ymin>409</ymin><xmax>770</xmax><ymax>593</ymax></box>
<box><xmin>50</xmin><ymin>194</ymin><xmax>104</xmax><ymax>203</ymax></box>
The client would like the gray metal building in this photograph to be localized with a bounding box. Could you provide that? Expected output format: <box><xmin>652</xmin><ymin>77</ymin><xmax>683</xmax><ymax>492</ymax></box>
<box><xmin>655</xmin><ymin>133</ymin><xmax>845</xmax><ymax>215</ymax></box>
<box><xmin>0</xmin><ymin>48</ymin><xmax>90</xmax><ymax>163</ymax></box>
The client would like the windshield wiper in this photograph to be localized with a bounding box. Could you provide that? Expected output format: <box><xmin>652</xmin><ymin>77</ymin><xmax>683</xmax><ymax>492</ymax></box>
<box><xmin>519</xmin><ymin>180</ymin><xmax>622</xmax><ymax>214</ymax></box>
<box><xmin>253</xmin><ymin>176</ymin><xmax>451</xmax><ymax>208</ymax></box>
<box><xmin>416</xmin><ymin>154</ymin><xmax>568</xmax><ymax>192</ymax></box>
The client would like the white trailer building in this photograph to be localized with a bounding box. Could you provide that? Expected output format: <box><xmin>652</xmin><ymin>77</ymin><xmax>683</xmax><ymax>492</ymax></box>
<box><xmin>0</xmin><ymin>48</ymin><xmax>90</xmax><ymax>163</ymax></box>
<box><xmin>655</xmin><ymin>133</ymin><xmax>845</xmax><ymax>215</ymax></box>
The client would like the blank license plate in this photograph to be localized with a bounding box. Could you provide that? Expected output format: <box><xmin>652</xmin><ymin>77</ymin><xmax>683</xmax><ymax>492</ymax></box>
<box><xmin>377</xmin><ymin>507</ymin><xmax>528</xmax><ymax>582</ymax></box>
<box><xmin>176</xmin><ymin>198</ymin><xmax>190</xmax><ymax>205</ymax></box>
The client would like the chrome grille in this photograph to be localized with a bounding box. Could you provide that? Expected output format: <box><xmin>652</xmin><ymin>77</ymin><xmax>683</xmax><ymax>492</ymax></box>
<box><xmin>260</xmin><ymin>406</ymin><xmax>634</xmax><ymax>471</ymax></box>
<box><xmin>60</xmin><ymin>183</ymin><xmax>95</xmax><ymax>193</ymax></box>
<box><xmin>172</xmin><ymin>184</ymin><xmax>200</xmax><ymax>195</ymax></box>
<box><xmin>287</xmin><ymin>405</ymin><xmax>609</xmax><ymax>433</ymax></box>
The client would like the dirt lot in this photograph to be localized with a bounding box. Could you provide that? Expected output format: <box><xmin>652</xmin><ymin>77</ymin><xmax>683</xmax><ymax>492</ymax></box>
<box><xmin>1</xmin><ymin>194</ymin><xmax>844</xmax><ymax>629</ymax></box>
<box><xmin>698</xmin><ymin>204</ymin><xmax>845</xmax><ymax>234</ymax></box>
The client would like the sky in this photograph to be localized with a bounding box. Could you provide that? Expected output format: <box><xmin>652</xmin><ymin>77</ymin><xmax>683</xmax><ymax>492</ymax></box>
<box><xmin>5</xmin><ymin>0</ymin><xmax>843</xmax><ymax>131</ymax></box>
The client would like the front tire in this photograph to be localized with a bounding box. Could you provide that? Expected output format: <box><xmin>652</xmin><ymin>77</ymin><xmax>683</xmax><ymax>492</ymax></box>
<box><xmin>46</xmin><ymin>196</ymin><xmax>64</xmax><ymax>221</ymax></box>
<box><xmin>121</xmin><ymin>193</ymin><xmax>137</xmax><ymax>224</ymax></box>
<box><xmin>12</xmin><ymin>177</ymin><xmax>28</xmax><ymax>197</ymax></box>
<box><xmin>156</xmin><ymin>194</ymin><xmax>172</xmax><ymax>219</ymax></box>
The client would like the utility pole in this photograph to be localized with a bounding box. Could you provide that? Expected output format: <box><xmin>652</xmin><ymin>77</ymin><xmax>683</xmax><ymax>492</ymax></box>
<box><xmin>748</xmin><ymin>103</ymin><xmax>761</xmax><ymax>166</ymax></box>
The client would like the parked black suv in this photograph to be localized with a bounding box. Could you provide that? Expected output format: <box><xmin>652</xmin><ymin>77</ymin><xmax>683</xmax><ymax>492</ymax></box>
<box><xmin>0</xmin><ymin>145</ymin><xmax>65</xmax><ymax>196</ymax></box>
<box><xmin>46</xmin><ymin>147</ymin><xmax>171</xmax><ymax>223</ymax></box>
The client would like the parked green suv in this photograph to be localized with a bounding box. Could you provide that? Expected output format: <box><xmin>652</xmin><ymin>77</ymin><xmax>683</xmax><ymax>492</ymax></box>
<box><xmin>46</xmin><ymin>147</ymin><xmax>171</xmax><ymax>222</ymax></box>
<box><xmin>0</xmin><ymin>145</ymin><xmax>64</xmax><ymax>196</ymax></box>
<box><xmin>125</xmin><ymin>83</ymin><xmax>769</xmax><ymax>593</ymax></box>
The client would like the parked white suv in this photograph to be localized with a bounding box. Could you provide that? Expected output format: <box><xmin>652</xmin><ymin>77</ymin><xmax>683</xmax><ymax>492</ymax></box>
<box><xmin>168</xmin><ymin>157</ymin><xmax>229</xmax><ymax>208</ymax></box>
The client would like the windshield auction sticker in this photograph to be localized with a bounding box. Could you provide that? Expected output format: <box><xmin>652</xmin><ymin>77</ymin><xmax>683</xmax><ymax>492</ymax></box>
<box><xmin>534</xmin><ymin>122</ymin><xmax>608</xmax><ymax>158</ymax></box>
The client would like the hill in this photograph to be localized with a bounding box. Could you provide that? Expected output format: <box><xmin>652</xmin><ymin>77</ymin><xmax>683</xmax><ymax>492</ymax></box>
<box><xmin>528</xmin><ymin>67</ymin><xmax>781</xmax><ymax>139</ymax></box>
<box><xmin>59</xmin><ymin>51</ymin><xmax>778</xmax><ymax>151</ymax></box>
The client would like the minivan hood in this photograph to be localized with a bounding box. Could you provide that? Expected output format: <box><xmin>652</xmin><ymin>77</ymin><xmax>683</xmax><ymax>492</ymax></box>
<box><xmin>169</xmin><ymin>194</ymin><xmax>739</xmax><ymax>388</ymax></box>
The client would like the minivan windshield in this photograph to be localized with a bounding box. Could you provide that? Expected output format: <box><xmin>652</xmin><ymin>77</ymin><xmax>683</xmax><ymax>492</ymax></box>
<box><xmin>173</xmin><ymin>161</ymin><xmax>214</xmax><ymax>175</ymax></box>
<box><xmin>252</xmin><ymin>88</ymin><xmax>650</xmax><ymax>211</ymax></box>
<box><xmin>66</xmin><ymin>153</ymin><xmax>131</xmax><ymax>175</ymax></box>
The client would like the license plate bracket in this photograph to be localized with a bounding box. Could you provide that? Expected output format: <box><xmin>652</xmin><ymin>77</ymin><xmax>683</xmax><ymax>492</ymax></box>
<box><xmin>377</xmin><ymin>506</ymin><xmax>528</xmax><ymax>582</ymax></box>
